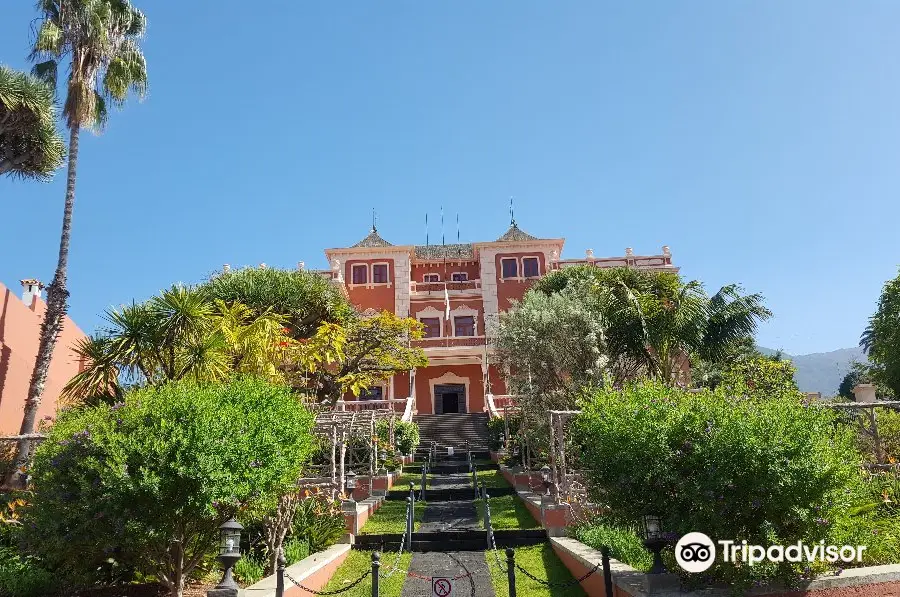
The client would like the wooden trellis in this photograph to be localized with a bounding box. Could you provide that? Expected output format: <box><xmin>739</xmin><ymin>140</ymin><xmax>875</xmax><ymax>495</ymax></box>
<box><xmin>311</xmin><ymin>409</ymin><xmax>398</xmax><ymax>499</ymax></box>
<box><xmin>821</xmin><ymin>400</ymin><xmax>900</xmax><ymax>467</ymax></box>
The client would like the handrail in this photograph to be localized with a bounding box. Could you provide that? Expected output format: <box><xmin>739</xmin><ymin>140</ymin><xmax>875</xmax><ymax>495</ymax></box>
<box><xmin>334</xmin><ymin>398</ymin><xmax>408</xmax><ymax>412</ymax></box>
<box><xmin>401</xmin><ymin>396</ymin><xmax>415</xmax><ymax>422</ymax></box>
<box><xmin>485</xmin><ymin>393</ymin><xmax>500</xmax><ymax>418</ymax></box>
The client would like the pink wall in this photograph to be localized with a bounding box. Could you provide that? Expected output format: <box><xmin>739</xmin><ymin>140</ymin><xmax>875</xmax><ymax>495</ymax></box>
<box><xmin>344</xmin><ymin>258</ymin><xmax>396</xmax><ymax>314</ymax></box>
<box><xmin>414</xmin><ymin>364</ymin><xmax>485</xmax><ymax>414</ymax></box>
<box><xmin>0</xmin><ymin>282</ymin><xmax>87</xmax><ymax>434</ymax></box>
<box><xmin>412</xmin><ymin>261</ymin><xmax>480</xmax><ymax>282</ymax></box>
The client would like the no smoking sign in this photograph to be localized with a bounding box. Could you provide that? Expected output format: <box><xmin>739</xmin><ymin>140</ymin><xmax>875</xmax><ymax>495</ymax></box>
<box><xmin>432</xmin><ymin>576</ymin><xmax>453</xmax><ymax>597</ymax></box>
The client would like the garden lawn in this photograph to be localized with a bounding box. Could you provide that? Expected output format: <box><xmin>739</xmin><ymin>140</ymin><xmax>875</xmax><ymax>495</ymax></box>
<box><xmin>320</xmin><ymin>550</ymin><xmax>412</xmax><ymax>597</ymax></box>
<box><xmin>359</xmin><ymin>499</ymin><xmax>426</xmax><ymax>534</ymax></box>
<box><xmin>476</xmin><ymin>468</ymin><xmax>512</xmax><ymax>489</ymax></box>
<box><xmin>575</xmin><ymin>523</ymin><xmax>652</xmax><ymax>572</ymax></box>
<box><xmin>476</xmin><ymin>495</ymin><xmax>539</xmax><ymax>529</ymax></box>
<box><xmin>487</xmin><ymin>544</ymin><xmax>585</xmax><ymax>597</ymax></box>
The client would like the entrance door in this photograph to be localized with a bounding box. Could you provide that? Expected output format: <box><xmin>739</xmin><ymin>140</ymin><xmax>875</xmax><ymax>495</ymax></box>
<box><xmin>442</xmin><ymin>392</ymin><xmax>460</xmax><ymax>413</ymax></box>
<box><xmin>434</xmin><ymin>383</ymin><xmax>466</xmax><ymax>414</ymax></box>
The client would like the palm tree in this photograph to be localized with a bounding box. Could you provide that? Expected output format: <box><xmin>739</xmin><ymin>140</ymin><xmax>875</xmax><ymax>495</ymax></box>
<box><xmin>0</xmin><ymin>64</ymin><xmax>64</xmax><ymax>179</ymax></box>
<box><xmin>61</xmin><ymin>287</ymin><xmax>292</xmax><ymax>403</ymax></box>
<box><xmin>535</xmin><ymin>267</ymin><xmax>772</xmax><ymax>385</ymax></box>
<box><xmin>7</xmin><ymin>0</ymin><xmax>148</xmax><ymax>488</ymax></box>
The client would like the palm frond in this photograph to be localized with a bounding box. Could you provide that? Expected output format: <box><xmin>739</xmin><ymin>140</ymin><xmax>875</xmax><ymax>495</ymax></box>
<box><xmin>0</xmin><ymin>64</ymin><xmax>65</xmax><ymax>180</ymax></box>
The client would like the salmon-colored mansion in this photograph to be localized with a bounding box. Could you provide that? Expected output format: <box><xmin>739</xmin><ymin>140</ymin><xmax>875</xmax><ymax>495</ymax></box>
<box><xmin>320</xmin><ymin>221</ymin><xmax>678</xmax><ymax>415</ymax></box>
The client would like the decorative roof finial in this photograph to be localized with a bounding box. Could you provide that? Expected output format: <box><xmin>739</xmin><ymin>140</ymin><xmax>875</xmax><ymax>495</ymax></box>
<box><xmin>372</xmin><ymin>208</ymin><xmax>377</xmax><ymax>232</ymax></box>
<box><xmin>509</xmin><ymin>196</ymin><xmax>516</xmax><ymax>227</ymax></box>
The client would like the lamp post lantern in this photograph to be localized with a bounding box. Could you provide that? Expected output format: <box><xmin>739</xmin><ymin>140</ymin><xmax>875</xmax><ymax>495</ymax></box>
<box><xmin>641</xmin><ymin>514</ymin><xmax>668</xmax><ymax>574</ymax></box>
<box><xmin>540</xmin><ymin>464</ymin><xmax>552</xmax><ymax>496</ymax></box>
<box><xmin>345</xmin><ymin>470</ymin><xmax>357</xmax><ymax>503</ymax></box>
<box><xmin>207</xmin><ymin>518</ymin><xmax>243</xmax><ymax>597</ymax></box>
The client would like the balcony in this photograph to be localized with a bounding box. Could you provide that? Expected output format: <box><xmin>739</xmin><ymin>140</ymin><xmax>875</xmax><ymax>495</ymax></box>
<box><xmin>411</xmin><ymin>335</ymin><xmax>486</xmax><ymax>349</ymax></box>
<box><xmin>409</xmin><ymin>280</ymin><xmax>482</xmax><ymax>294</ymax></box>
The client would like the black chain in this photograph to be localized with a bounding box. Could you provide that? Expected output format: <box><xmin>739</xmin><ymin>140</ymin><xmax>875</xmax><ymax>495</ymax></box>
<box><xmin>285</xmin><ymin>569</ymin><xmax>372</xmax><ymax>595</ymax></box>
<box><xmin>515</xmin><ymin>560</ymin><xmax>601</xmax><ymax>588</ymax></box>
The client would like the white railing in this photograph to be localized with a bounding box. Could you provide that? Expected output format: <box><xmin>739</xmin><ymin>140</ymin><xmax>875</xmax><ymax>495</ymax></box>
<box><xmin>410</xmin><ymin>280</ymin><xmax>482</xmax><ymax>294</ymax></box>
<box><xmin>485</xmin><ymin>394</ymin><xmax>518</xmax><ymax>418</ymax></box>
<box><xmin>334</xmin><ymin>398</ymin><xmax>408</xmax><ymax>413</ymax></box>
<box><xmin>401</xmin><ymin>395</ymin><xmax>415</xmax><ymax>422</ymax></box>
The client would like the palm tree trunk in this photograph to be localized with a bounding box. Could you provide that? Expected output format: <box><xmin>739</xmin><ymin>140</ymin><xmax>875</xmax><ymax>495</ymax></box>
<box><xmin>5</xmin><ymin>124</ymin><xmax>80</xmax><ymax>489</ymax></box>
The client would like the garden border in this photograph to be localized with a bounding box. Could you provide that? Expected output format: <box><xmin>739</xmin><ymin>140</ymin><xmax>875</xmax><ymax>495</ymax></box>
<box><xmin>243</xmin><ymin>543</ymin><xmax>351</xmax><ymax>597</ymax></box>
<box><xmin>550</xmin><ymin>531</ymin><xmax>900</xmax><ymax>596</ymax></box>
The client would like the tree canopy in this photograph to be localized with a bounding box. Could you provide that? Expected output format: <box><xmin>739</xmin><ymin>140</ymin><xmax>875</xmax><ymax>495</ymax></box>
<box><xmin>24</xmin><ymin>377</ymin><xmax>315</xmax><ymax>597</ymax></box>
<box><xmin>524</xmin><ymin>266</ymin><xmax>772</xmax><ymax>386</ymax></box>
<box><xmin>0</xmin><ymin>65</ymin><xmax>64</xmax><ymax>179</ymax></box>
<box><xmin>200</xmin><ymin>267</ymin><xmax>353</xmax><ymax>338</ymax></box>
<box><xmin>63</xmin><ymin>285</ymin><xmax>293</xmax><ymax>403</ymax></box>
<box><xmin>861</xmin><ymin>269</ymin><xmax>900</xmax><ymax>397</ymax></box>
<box><xmin>65</xmin><ymin>269</ymin><xmax>427</xmax><ymax>404</ymax></box>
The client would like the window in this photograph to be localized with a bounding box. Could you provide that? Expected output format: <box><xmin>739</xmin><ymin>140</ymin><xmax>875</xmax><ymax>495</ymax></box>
<box><xmin>372</xmin><ymin>263</ymin><xmax>389</xmax><ymax>284</ymax></box>
<box><xmin>351</xmin><ymin>264</ymin><xmax>368</xmax><ymax>285</ymax></box>
<box><xmin>454</xmin><ymin>316</ymin><xmax>475</xmax><ymax>337</ymax></box>
<box><xmin>523</xmin><ymin>257</ymin><xmax>540</xmax><ymax>278</ymax></box>
<box><xmin>423</xmin><ymin>273</ymin><xmax>440</xmax><ymax>283</ymax></box>
<box><xmin>501</xmin><ymin>258</ymin><xmax>518</xmax><ymax>279</ymax></box>
<box><xmin>421</xmin><ymin>317</ymin><xmax>441</xmax><ymax>338</ymax></box>
<box><xmin>360</xmin><ymin>387</ymin><xmax>383</xmax><ymax>401</ymax></box>
<box><xmin>451</xmin><ymin>272</ymin><xmax>468</xmax><ymax>282</ymax></box>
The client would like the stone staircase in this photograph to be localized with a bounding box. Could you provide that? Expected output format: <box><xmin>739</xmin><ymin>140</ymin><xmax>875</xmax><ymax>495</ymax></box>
<box><xmin>413</xmin><ymin>413</ymin><xmax>491</xmax><ymax>457</ymax></box>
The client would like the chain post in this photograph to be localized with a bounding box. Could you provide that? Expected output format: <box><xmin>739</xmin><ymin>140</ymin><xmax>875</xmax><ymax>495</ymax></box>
<box><xmin>472</xmin><ymin>463</ymin><xmax>478</xmax><ymax>498</ymax></box>
<box><xmin>480</xmin><ymin>481</ymin><xmax>486</xmax><ymax>501</ymax></box>
<box><xmin>601</xmin><ymin>545</ymin><xmax>614</xmax><ymax>597</ymax></box>
<box><xmin>275</xmin><ymin>548</ymin><xmax>286</xmax><ymax>597</ymax></box>
<box><xmin>371</xmin><ymin>552</ymin><xmax>380</xmax><ymax>597</ymax></box>
<box><xmin>484</xmin><ymin>489</ymin><xmax>492</xmax><ymax>549</ymax></box>
<box><xmin>421</xmin><ymin>463</ymin><xmax>427</xmax><ymax>501</ymax></box>
<box><xmin>506</xmin><ymin>548</ymin><xmax>517</xmax><ymax>597</ymax></box>
<box><xmin>406</xmin><ymin>496</ymin><xmax>413</xmax><ymax>548</ymax></box>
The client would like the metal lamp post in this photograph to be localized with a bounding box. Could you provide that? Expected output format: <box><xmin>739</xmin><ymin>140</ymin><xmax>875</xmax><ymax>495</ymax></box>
<box><xmin>641</xmin><ymin>514</ymin><xmax>668</xmax><ymax>574</ymax></box>
<box><xmin>540</xmin><ymin>464</ymin><xmax>552</xmax><ymax>497</ymax></box>
<box><xmin>207</xmin><ymin>518</ymin><xmax>243</xmax><ymax>597</ymax></box>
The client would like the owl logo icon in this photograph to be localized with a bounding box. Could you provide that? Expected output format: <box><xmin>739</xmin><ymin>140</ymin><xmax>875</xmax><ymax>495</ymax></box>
<box><xmin>675</xmin><ymin>532</ymin><xmax>716</xmax><ymax>572</ymax></box>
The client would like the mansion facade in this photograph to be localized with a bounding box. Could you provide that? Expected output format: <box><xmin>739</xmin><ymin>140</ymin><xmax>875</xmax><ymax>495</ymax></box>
<box><xmin>320</xmin><ymin>222</ymin><xmax>678</xmax><ymax>415</ymax></box>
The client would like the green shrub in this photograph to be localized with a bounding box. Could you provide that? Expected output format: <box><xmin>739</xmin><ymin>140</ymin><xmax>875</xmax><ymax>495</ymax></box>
<box><xmin>376</xmin><ymin>420</ymin><xmax>420</xmax><ymax>456</ymax></box>
<box><xmin>0</xmin><ymin>547</ymin><xmax>57</xmax><ymax>597</ymax></box>
<box><xmin>283</xmin><ymin>537</ymin><xmax>310</xmax><ymax>565</ymax></box>
<box><xmin>575</xmin><ymin>523</ymin><xmax>652</xmax><ymax>572</ymax></box>
<box><xmin>292</xmin><ymin>496</ymin><xmax>347</xmax><ymax>553</ymax></box>
<box><xmin>487</xmin><ymin>416</ymin><xmax>519</xmax><ymax>451</ymax></box>
<box><xmin>21</xmin><ymin>377</ymin><xmax>315</xmax><ymax>597</ymax></box>
<box><xmin>233</xmin><ymin>556</ymin><xmax>265</xmax><ymax>586</ymax></box>
<box><xmin>572</xmin><ymin>381</ymin><xmax>863</xmax><ymax>588</ymax></box>
<box><xmin>394</xmin><ymin>421</ymin><xmax>420</xmax><ymax>456</ymax></box>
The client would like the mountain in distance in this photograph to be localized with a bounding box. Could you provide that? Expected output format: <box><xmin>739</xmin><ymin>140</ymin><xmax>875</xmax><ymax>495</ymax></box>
<box><xmin>757</xmin><ymin>346</ymin><xmax>867</xmax><ymax>396</ymax></box>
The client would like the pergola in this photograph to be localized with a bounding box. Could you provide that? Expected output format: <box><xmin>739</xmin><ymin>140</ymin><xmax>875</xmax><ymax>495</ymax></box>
<box><xmin>309</xmin><ymin>408</ymin><xmax>399</xmax><ymax>499</ymax></box>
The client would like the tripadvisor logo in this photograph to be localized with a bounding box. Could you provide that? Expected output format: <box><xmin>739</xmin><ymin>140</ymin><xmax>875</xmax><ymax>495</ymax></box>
<box><xmin>675</xmin><ymin>533</ymin><xmax>867</xmax><ymax>573</ymax></box>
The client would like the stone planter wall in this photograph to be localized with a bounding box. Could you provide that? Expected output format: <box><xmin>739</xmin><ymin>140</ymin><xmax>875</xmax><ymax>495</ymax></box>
<box><xmin>242</xmin><ymin>544</ymin><xmax>351</xmax><ymax>597</ymax></box>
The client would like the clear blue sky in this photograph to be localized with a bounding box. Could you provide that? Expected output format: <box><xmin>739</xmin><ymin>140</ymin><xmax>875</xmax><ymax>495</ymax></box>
<box><xmin>2</xmin><ymin>1</ymin><xmax>899</xmax><ymax>355</ymax></box>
